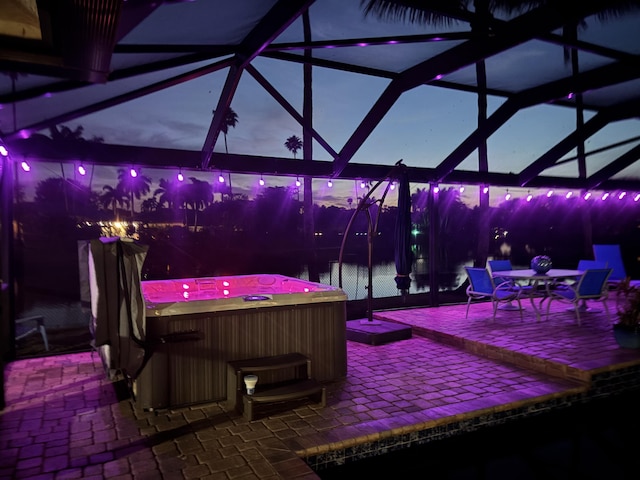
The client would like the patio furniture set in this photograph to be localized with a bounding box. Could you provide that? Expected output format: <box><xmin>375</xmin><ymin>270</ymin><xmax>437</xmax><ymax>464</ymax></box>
<box><xmin>465</xmin><ymin>244</ymin><xmax>637</xmax><ymax>325</ymax></box>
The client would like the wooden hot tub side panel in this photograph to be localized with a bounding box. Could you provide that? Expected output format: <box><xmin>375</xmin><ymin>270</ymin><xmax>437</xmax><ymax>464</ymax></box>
<box><xmin>135</xmin><ymin>301</ymin><xmax>347</xmax><ymax>410</ymax></box>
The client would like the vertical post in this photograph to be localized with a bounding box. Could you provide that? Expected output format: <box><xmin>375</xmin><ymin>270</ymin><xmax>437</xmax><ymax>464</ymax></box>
<box><xmin>1</xmin><ymin>150</ymin><xmax>17</xmax><ymax>409</ymax></box>
<box><xmin>428</xmin><ymin>183</ymin><xmax>439</xmax><ymax>307</ymax></box>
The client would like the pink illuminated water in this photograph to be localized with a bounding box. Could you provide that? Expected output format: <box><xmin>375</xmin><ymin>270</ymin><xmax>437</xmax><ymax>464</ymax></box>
<box><xmin>141</xmin><ymin>274</ymin><xmax>335</xmax><ymax>303</ymax></box>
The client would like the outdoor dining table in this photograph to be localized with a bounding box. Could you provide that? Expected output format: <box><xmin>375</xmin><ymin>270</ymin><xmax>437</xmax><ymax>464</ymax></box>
<box><xmin>492</xmin><ymin>269</ymin><xmax>584</xmax><ymax>321</ymax></box>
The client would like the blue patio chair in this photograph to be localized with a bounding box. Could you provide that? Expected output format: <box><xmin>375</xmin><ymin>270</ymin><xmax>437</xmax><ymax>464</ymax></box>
<box><xmin>592</xmin><ymin>244</ymin><xmax>640</xmax><ymax>287</ymax></box>
<box><xmin>545</xmin><ymin>268</ymin><xmax>612</xmax><ymax>326</ymax></box>
<box><xmin>577</xmin><ymin>259</ymin><xmax>607</xmax><ymax>271</ymax></box>
<box><xmin>487</xmin><ymin>259</ymin><xmax>531</xmax><ymax>310</ymax></box>
<box><xmin>464</xmin><ymin>267</ymin><xmax>523</xmax><ymax>322</ymax></box>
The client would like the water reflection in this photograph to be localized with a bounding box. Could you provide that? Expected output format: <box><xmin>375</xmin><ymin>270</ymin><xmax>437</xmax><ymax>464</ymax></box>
<box><xmin>302</xmin><ymin>262</ymin><xmax>471</xmax><ymax>301</ymax></box>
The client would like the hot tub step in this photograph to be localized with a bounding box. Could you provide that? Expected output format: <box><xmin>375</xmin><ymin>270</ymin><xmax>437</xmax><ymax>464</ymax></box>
<box><xmin>242</xmin><ymin>379</ymin><xmax>326</xmax><ymax>421</ymax></box>
<box><xmin>226</xmin><ymin>353</ymin><xmax>312</xmax><ymax>411</ymax></box>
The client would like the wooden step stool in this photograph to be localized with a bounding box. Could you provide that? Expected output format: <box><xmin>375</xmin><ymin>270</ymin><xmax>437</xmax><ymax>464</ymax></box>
<box><xmin>226</xmin><ymin>352</ymin><xmax>326</xmax><ymax>421</ymax></box>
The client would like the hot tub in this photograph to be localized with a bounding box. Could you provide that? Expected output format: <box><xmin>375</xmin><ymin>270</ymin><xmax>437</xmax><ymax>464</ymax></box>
<box><xmin>134</xmin><ymin>274</ymin><xmax>347</xmax><ymax>410</ymax></box>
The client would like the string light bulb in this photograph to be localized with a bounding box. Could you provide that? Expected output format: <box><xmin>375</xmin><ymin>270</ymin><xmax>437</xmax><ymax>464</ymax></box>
<box><xmin>177</xmin><ymin>169</ymin><xmax>184</xmax><ymax>182</ymax></box>
<box><xmin>259</xmin><ymin>175</ymin><xmax>265</xmax><ymax>186</ymax></box>
<box><xmin>78</xmin><ymin>164</ymin><xmax>86</xmax><ymax>176</ymax></box>
<box><xmin>21</xmin><ymin>160</ymin><xmax>31</xmax><ymax>172</ymax></box>
<box><xmin>295</xmin><ymin>177</ymin><xmax>301</xmax><ymax>187</ymax></box>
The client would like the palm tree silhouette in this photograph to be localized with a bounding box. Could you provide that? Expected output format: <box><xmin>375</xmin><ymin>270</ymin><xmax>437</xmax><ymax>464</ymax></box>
<box><xmin>116</xmin><ymin>168</ymin><xmax>151</xmax><ymax>217</ymax></box>
<box><xmin>284</xmin><ymin>135</ymin><xmax>303</xmax><ymax>159</ymax></box>
<box><xmin>213</xmin><ymin>107</ymin><xmax>239</xmax><ymax>200</ymax></box>
<box><xmin>182</xmin><ymin>177</ymin><xmax>213</xmax><ymax>231</ymax></box>
<box><xmin>154</xmin><ymin>178</ymin><xmax>181</xmax><ymax>209</ymax></box>
<box><xmin>101</xmin><ymin>185</ymin><xmax>130</xmax><ymax>220</ymax></box>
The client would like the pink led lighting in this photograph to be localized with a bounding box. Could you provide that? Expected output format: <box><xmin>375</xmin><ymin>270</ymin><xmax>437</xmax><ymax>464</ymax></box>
<box><xmin>635</xmin><ymin>194</ymin><xmax>640</xmax><ymax>202</ymax></box>
<box><xmin>223</xmin><ymin>289</ymin><xmax>230</xmax><ymax>296</ymax></box>
<box><xmin>567</xmin><ymin>92</ymin><xmax>574</xmax><ymax>99</ymax></box>
<box><xmin>0</xmin><ymin>146</ymin><xmax>7</xmax><ymax>156</ymax></box>
<box><xmin>20</xmin><ymin>161</ymin><xmax>30</xmax><ymax>172</ymax></box>
<box><xmin>223</xmin><ymin>281</ymin><xmax>230</xmax><ymax>287</ymax></box>
<box><xmin>546</xmin><ymin>190</ymin><xmax>553</xmax><ymax>197</ymax></box>
<box><xmin>389</xmin><ymin>182</ymin><xmax>395</xmax><ymax>190</ymax></box>
<box><xmin>526</xmin><ymin>194</ymin><xmax>533</xmax><ymax>202</ymax></box>
<box><xmin>327</xmin><ymin>180</ymin><xmax>333</xmax><ymax>187</ymax></box>
<box><xmin>182</xmin><ymin>283</ymin><xmax>189</xmax><ymax>290</ymax></box>
<box><xmin>177</xmin><ymin>172</ymin><xmax>184</xmax><ymax>182</ymax></box>
<box><xmin>565</xmin><ymin>191</ymin><xmax>572</xmax><ymax>199</ymax></box>
<box><xmin>78</xmin><ymin>164</ymin><xmax>86</xmax><ymax>176</ymax></box>
<box><xmin>505</xmin><ymin>192</ymin><xmax>511</xmax><ymax>201</ymax></box>
<box><xmin>360</xmin><ymin>181</ymin><xmax>366</xmax><ymax>189</ymax></box>
<box><xmin>433</xmin><ymin>186</ymin><xmax>439</xmax><ymax>194</ymax></box>
<box><xmin>296</xmin><ymin>178</ymin><xmax>301</xmax><ymax>187</ymax></box>
<box><xmin>584</xmin><ymin>192</ymin><xmax>592</xmax><ymax>200</ymax></box>
<box><xmin>601</xmin><ymin>192</ymin><xmax>609</xmax><ymax>200</ymax></box>
<box><xmin>435</xmin><ymin>74</ymin><xmax>443</xmax><ymax>80</ymax></box>
<box><xmin>483</xmin><ymin>186</ymin><xmax>489</xmax><ymax>194</ymax></box>
<box><xmin>218</xmin><ymin>174</ymin><xmax>225</xmax><ymax>183</ymax></box>
<box><xmin>459</xmin><ymin>186</ymin><xmax>465</xmax><ymax>193</ymax></box>
<box><xmin>619</xmin><ymin>192</ymin><xmax>627</xmax><ymax>200</ymax></box>
<box><xmin>357</xmin><ymin>42</ymin><xmax>368</xmax><ymax>47</ymax></box>
<box><xmin>304</xmin><ymin>288</ymin><xmax>310</xmax><ymax>293</ymax></box>
<box><xmin>130</xmin><ymin>168</ymin><xmax>137</xmax><ymax>178</ymax></box>
<box><xmin>183</xmin><ymin>291</ymin><xmax>189</xmax><ymax>299</ymax></box>
<box><xmin>259</xmin><ymin>177</ymin><xmax>265</xmax><ymax>186</ymax></box>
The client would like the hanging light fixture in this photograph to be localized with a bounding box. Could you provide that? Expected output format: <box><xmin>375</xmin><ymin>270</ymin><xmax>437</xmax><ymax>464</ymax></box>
<box><xmin>504</xmin><ymin>189</ymin><xmax>511</xmax><ymax>201</ymax></box>
<box><xmin>218</xmin><ymin>172</ymin><xmax>225</xmax><ymax>183</ymax></box>
<box><xmin>130</xmin><ymin>167</ymin><xmax>138</xmax><ymax>178</ymax></box>
<box><xmin>177</xmin><ymin>168</ymin><xmax>184</xmax><ymax>182</ymax></box>
<box><xmin>327</xmin><ymin>180</ymin><xmax>333</xmax><ymax>187</ymax></box>
<box><xmin>78</xmin><ymin>164</ymin><xmax>86</xmax><ymax>176</ymax></box>
<box><xmin>295</xmin><ymin>177</ymin><xmax>301</xmax><ymax>187</ymax></box>
<box><xmin>259</xmin><ymin>175</ymin><xmax>265</xmax><ymax>186</ymax></box>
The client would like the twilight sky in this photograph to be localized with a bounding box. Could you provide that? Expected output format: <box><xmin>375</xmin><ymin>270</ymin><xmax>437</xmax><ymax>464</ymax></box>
<box><xmin>8</xmin><ymin>0</ymin><xmax>640</xmax><ymax>208</ymax></box>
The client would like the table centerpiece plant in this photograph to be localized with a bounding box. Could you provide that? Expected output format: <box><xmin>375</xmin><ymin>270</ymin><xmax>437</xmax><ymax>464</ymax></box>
<box><xmin>614</xmin><ymin>277</ymin><xmax>640</xmax><ymax>348</ymax></box>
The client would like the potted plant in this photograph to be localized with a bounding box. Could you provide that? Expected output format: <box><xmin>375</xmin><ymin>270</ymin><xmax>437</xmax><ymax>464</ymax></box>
<box><xmin>614</xmin><ymin>277</ymin><xmax>640</xmax><ymax>349</ymax></box>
